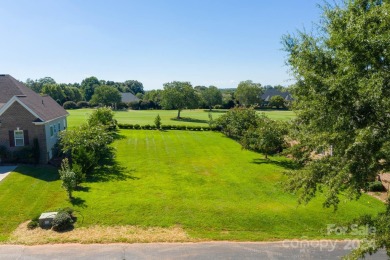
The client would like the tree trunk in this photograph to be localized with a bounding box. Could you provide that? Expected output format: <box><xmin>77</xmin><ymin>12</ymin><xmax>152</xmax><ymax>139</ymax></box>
<box><xmin>177</xmin><ymin>109</ymin><xmax>181</xmax><ymax>119</ymax></box>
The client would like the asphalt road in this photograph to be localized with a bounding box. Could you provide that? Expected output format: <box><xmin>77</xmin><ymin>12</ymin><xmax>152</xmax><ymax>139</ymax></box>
<box><xmin>0</xmin><ymin>241</ymin><xmax>387</xmax><ymax>260</ymax></box>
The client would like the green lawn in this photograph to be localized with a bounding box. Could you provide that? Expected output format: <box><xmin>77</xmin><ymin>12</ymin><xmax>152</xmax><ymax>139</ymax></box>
<box><xmin>0</xmin><ymin>166</ymin><xmax>68</xmax><ymax>241</ymax></box>
<box><xmin>0</xmin><ymin>130</ymin><xmax>382</xmax><ymax>242</ymax></box>
<box><xmin>67</xmin><ymin>109</ymin><xmax>296</xmax><ymax>127</ymax></box>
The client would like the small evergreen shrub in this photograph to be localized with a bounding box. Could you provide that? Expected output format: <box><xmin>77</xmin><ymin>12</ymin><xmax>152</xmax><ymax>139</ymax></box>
<box><xmin>52</xmin><ymin>211</ymin><xmax>73</xmax><ymax>232</ymax></box>
<box><xmin>134</xmin><ymin>124</ymin><xmax>141</xmax><ymax>129</ymax></box>
<box><xmin>144</xmin><ymin>124</ymin><xmax>151</xmax><ymax>130</ymax></box>
<box><xmin>177</xmin><ymin>125</ymin><xmax>186</xmax><ymax>130</ymax></box>
<box><xmin>154</xmin><ymin>114</ymin><xmax>162</xmax><ymax>129</ymax></box>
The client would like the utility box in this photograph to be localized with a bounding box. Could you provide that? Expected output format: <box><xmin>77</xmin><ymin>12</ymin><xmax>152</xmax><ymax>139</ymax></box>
<box><xmin>39</xmin><ymin>212</ymin><xmax>58</xmax><ymax>228</ymax></box>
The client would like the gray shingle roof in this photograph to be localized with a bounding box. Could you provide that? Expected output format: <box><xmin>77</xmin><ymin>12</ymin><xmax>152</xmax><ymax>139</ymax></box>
<box><xmin>0</xmin><ymin>74</ymin><xmax>68</xmax><ymax>122</ymax></box>
<box><xmin>261</xmin><ymin>89</ymin><xmax>294</xmax><ymax>102</ymax></box>
<box><xmin>121</xmin><ymin>92</ymin><xmax>140</xmax><ymax>103</ymax></box>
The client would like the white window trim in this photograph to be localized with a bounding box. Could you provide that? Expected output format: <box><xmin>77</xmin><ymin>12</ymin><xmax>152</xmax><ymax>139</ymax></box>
<box><xmin>14</xmin><ymin>130</ymin><xmax>24</xmax><ymax>147</ymax></box>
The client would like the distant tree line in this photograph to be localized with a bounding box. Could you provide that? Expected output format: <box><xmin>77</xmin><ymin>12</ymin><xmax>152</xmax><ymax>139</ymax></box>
<box><xmin>24</xmin><ymin>77</ymin><xmax>291</xmax><ymax>111</ymax></box>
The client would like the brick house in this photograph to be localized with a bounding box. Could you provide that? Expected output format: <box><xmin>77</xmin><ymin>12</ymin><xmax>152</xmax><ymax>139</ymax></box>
<box><xmin>0</xmin><ymin>74</ymin><xmax>68</xmax><ymax>163</ymax></box>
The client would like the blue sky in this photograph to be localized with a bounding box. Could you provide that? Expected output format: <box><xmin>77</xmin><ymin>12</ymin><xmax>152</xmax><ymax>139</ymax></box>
<box><xmin>0</xmin><ymin>0</ymin><xmax>322</xmax><ymax>90</ymax></box>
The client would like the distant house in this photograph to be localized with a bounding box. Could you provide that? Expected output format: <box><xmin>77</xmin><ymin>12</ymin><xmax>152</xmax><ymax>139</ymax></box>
<box><xmin>261</xmin><ymin>89</ymin><xmax>293</xmax><ymax>106</ymax></box>
<box><xmin>0</xmin><ymin>75</ymin><xmax>68</xmax><ymax>163</ymax></box>
<box><xmin>121</xmin><ymin>92</ymin><xmax>139</xmax><ymax>103</ymax></box>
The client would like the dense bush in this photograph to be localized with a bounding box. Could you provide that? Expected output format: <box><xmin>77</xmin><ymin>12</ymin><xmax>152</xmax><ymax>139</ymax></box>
<box><xmin>367</xmin><ymin>181</ymin><xmax>386</xmax><ymax>192</ymax></box>
<box><xmin>144</xmin><ymin>124</ymin><xmax>151</xmax><ymax>130</ymax></box>
<box><xmin>52</xmin><ymin>211</ymin><xmax>73</xmax><ymax>232</ymax></box>
<box><xmin>134</xmin><ymin>124</ymin><xmax>141</xmax><ymax>129</ymax></box>
<box><xmin>63</xmin><ymin>101</ymin><xmax>77</xmax><ymax>109</ymax></box>
<box><xmin>76</xmin><ymin>101</ymin><xmax>89</xmax><ymax>108</ymax></box>
<box><xmin>59</xmin><ymin>207</ymin><xmax>74</xmax><ymax>215</ymax></box>
<box><xmin>116</xmin><ymin>102</ymin><xmax>128</xmax><ymax>110</ymax></box>
<box><xmin>88</xmin><ymin>107</ymin><xmax>117</xmax><ymax>131</ymax></box>
<box><xmin>59</xmin><ymin>124</ymin><xmax>115</xmax><ymax>174</ymax></box>
<box><xmin>216</xmin><ymin>107</ymin><xmax>258</xmax><ymax>139</ymax></box>
<box><xmin>128</xmin><ymin>101</ymin><xmax>140</xmax><ymax>110</ymax></box>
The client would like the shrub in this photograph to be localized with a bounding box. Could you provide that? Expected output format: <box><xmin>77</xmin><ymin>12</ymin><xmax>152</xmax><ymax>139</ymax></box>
<box><xmin>76</xmin><ymin>101</ymin><xmax>89</xmax><ymax>108</ymax></box>
<box><xmin>63</xmin><ymin>101</ymin><xmax>77</xmax><ymax>109</ymax></box>
<box><xmin>202</xmin><ymin>126</ymin><xmax>210</xmax><ymax>131</ymax></box>
<box><xmin>59</xmin><ymin>207</ymin><xmax>74</xmax><ymax>216</ymax></box>
<box><xmin>213</xmin><ymin>105</ymin><xmax>223</xmax><ymax>109</ymax></box>
<box><xmin>116</xmin><ymin>102</ymin><xmax>128</xmax><ymax>110</ymax></box>
<box><xmin>134</xmin><ymin>124</ymin><xmax>141</xmax><ymax>129</ymax></box>
<box><xmin>154</xmin><ymin>114</ymin><xmax>162</xmax><ymax>129</ymax></box>
<box><xmin>52</xmin><ymin>211</ymin><xmax>73</xmax><ymax>232</ymax></box>
<box><xmin>177</xmin><ymin>125</ymin><xmax>186</xmax><ymax>130</ymax></box>
<box><xmin>59</xmin><ymin>158</ymin><xmax>77</xmax><ymax>199</ymax></box>
<box><xmin>128</xmin><ymin>101</ymin><xmax>140</xmax><ymax>110</ymax></box>
<box><xmin>88</xmin><ymin>107</ymin><xmax>117</xmax><ymax>131</ymax></box>
<box><xmin>144</xmin><ymin>124</ymin><xmax>151</xmax><ymax>130</ymax></box>
<box><xmin>216</xmin><ymin>107</ymin><xmax>258</xmax><ymax>139</ymax></box>
<box><xmin>32</xmin><ymin>138</ymin><xmax>40</xmax><ymax>165</ymax></box>
<box><xmin>27</xmin><ymin>220</ymin><xmax>39</xmax><ymax>230</ymax></box>
<box><xmin>368</xmin><ymin>181</ymin><xmax>386</xmax><ymax>192</ymax></box>
<box><xmin>72</xmin><ymin>163</ymin><xmax>85</xmax><ymax>187</ymax></box>
<box><xmin>150</xmin><ymin>125</ymin><xmax>157</xmax><ymax>130</ymax></box>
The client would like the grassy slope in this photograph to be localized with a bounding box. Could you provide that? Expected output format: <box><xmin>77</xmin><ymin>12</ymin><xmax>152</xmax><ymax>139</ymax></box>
<box><xmin>66</xmin><ymin>130</ymin><xmax>383</xmax><ymax>241</ymax></box>
<box><xmin>67</xmin><ymin>109</ymin><xmax>296</xmax><ymax>128</ymax></box>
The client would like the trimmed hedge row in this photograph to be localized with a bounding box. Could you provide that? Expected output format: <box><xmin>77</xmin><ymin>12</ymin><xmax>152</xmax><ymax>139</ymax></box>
<box><xmin>118</xmin><ymin>123</ymin><xmax>221</xmax><ymax>131</ymax></box>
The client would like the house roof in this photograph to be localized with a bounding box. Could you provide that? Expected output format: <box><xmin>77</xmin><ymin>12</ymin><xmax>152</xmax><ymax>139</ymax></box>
<box><xmin>121</xmin><ymin>92</ymin><xmax>140</xmax><ymax>103</ymax></box>
<box><xmin>261</xmin><ymin>89</ymin><xmax>294</xmax><ymax>102</ymax></box>
<box><xmin>0</xmin><ymin>74</ymin><xmax>68</xmax><ymax>122</ymax></box>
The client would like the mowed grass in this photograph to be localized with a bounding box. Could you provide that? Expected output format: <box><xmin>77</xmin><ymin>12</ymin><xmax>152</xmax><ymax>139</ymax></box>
<box><xmin>0</xmin><ymin>166</ymin><xmax>68</xmax><ymax>241</ymax></box>
<box><xmin>65</xmin><ymin>130</ymin><xmax>383</xmax><ymax>240</ymax></box>
<box><xmin>67</xmin><ymin>109</ymin><xmax>296</xmax><ymax>128</ymax></box>
<box><xmin>0</xmin><ymin>130</ymin><xmax>384</xmax><ymax>242</ymax></box>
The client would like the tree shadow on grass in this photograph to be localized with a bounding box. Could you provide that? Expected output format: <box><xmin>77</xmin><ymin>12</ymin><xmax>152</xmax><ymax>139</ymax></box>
<box><xmin>203</xmin><ymin>109</ymin><xmax>227</xmax><ymax>113</ymax></box>
<box><xmin>112</xmin><ymin>131</ymin><xmax>127</xmax><ymax>140</ymax></box>
<box><xmin>13</xmin><ymin>165</ymin><xmax>59</xmax><ymax>182</ymax></box>
<box><xmin>251</xmin><ymin>158</ymin><xmax>301</xmax><ymax>170</ymax></box>
<box><xmin>75</xmin><ymin>186</ymin><xmax>90</xmax><ymax>192</ymax></box>
<box><xmin>87</xmin><ymin>161</ymin><xmax>139</xmax><ymax>183</ymax></box>
<box><xmin>70</xmin><ymin>197</ymin><xmax>87</xmax><ymax>208</ymax></box>
<box><xmin>170</xmin><ymin>117</ymin><xmax>208</xmax><ymax>124</ymax></box>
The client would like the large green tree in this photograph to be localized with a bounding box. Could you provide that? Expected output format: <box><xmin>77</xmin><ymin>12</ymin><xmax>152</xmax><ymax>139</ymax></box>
<box><xmin>283</xmin><ymin>0</ymin><xmax>390</xmax><ymax>257</ymax></box>
<box><xmin>201</xmin><ymin>86</ymin><xmax>223</xmax><ymax>110</ymax></box>
<box><xmin>41</xmin><ymin>84</ymin><xmax>66</xmax><ymax>104</ymax></box>
<box><xmin>124</xmin><ymin>80</ymin><xmax>144</xmax><ymax>95</ymax></box>
<box><xmin>90</xmin><ymin>85</ymin><xmax>121</xmax><ymax>106</ymax></box>
<box><xmin>161</xmin><ymin>81</ymin><xmax>199</xmax><ymax>118</ymax></box>
<box><xmin>235</xmin><ymin>80</ymin><xmax>263</xmax><ymax>107</ymax></box>
<box><xmin>81</xmin><ymin>76</ymin><xmax>101</xmax><ymax>101</ymax></box>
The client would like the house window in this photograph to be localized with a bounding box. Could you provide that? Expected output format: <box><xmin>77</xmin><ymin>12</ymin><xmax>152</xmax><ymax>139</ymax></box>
<box><xmin>58</xmin><ymin>123</ymin><xmax>61</xmax><ymax>132</ymax></box>
<box><xmin>63</xmin><ymin>119</ymin><xmax>67</xmax><ymax>129</ymax></box>
<box><xmin>54</xmin><ymin>124</ymin><xmax>57</xmax><ymax>134</ymax></box>
<box><xmin>50</xmin><ymin>125</ymin><xmax>54</xmax><ymax>137</ymax></box>
<box><xmin>14</xmin><ymin>130</ymin><xmax>24</xmax><ymax>147</ymax></box>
